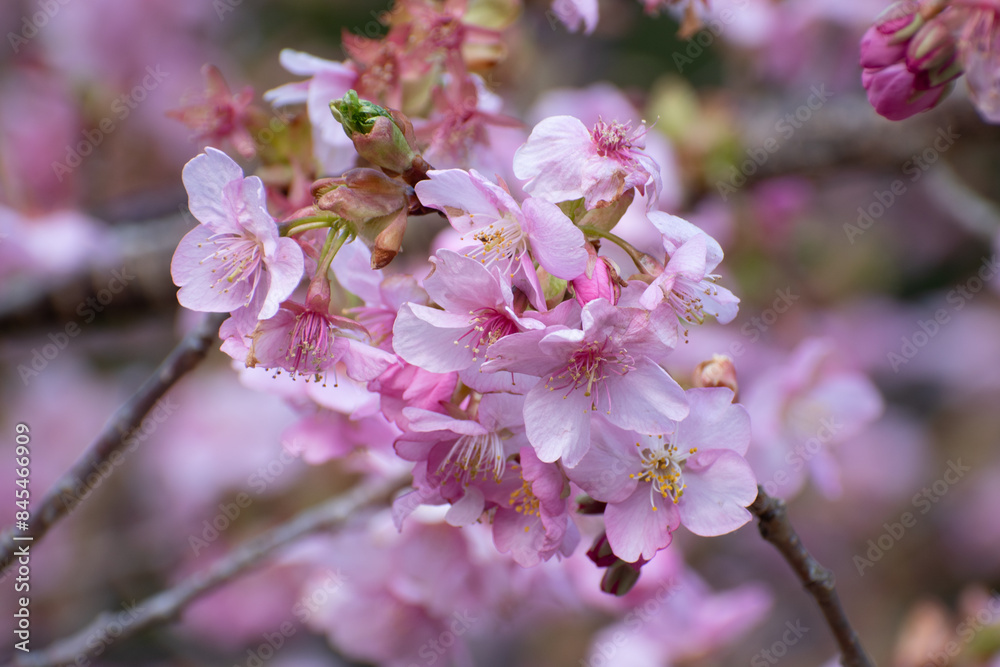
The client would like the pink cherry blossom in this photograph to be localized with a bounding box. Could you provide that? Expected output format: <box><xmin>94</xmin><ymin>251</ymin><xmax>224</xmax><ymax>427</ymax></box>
<box><xmin>392</xmin><ymin>249</ymin><xmax>563</xmax><ymax>392</ymax></box>
<box><xmin>483</xmin><ymin>298</ymin><xmax>688</xmax><ymax>467</ymax></box>
<box><xmin>525</xmin><ymin>83</ymin><xmax>684</xmax><ymax>211</ymax></box>
<box><xmin>394</xmin><ymin>392</ymin><xmax>529</xmax><ymax>525</ymax></box>
<box><xmin>368</xmin><ymin>363</ymin><xmax>459</xmax><ymax>431</ymax></box>
<box><xmin>488</xmin><ymin>447</ymin><xmax>580</xmax><ymax>567</ymax></box>
<box><xmin>170</xmin><ymin>148</ymin><xmax>304</xmax><ymax>332</ymax></box>
<box><xmin>414</xmin><ymin>168</ymin><xmax>589</xmax><ymax>306</ymax></box>
<box><xmin>632</xmin><ymin>212</ymin><xmax>740</xmax><ymax>335</ymax></box>
<box><xmin>567</xmin><ymin>387</ymin><xmax>756</xmax><ymax>562</ymax></box>
<box><xmin>744</xmin><ymin>338</ymin><xmax>884</xmax><ymax>499</ymax></box>
<box><xmin>513</xmin><ymin>115</ymin><xmax>662</xmax><ymax>210</ymax></box>
<box><xmin>248</xmin><ymin>300</ymin><xmax>397</xmax><ymax>385</ymax></box>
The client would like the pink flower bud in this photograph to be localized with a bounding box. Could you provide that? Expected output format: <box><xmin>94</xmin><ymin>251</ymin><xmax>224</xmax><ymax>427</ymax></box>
<box><xmin>600</xmin><ymin>559</ymin><xmax>644</xmax><ymax>596</ymax></box>
<box><xmin>312</xmin><ymin>168</ymin><xmax>409</xmax><ymax>223</ymax></box>
<box><xmin>862</xmin><ymin>62</ymin><xmax>950</xmax><ymax>120</ymax></box>
<box><xmin>571</xmin><ymin>251</ymin><xmax>620</xmax><ymax>306</ymax></box>
<box><xmin>371</xmin><ymin>211</ymin><xmax>408</xmax><ymax>270</ymax></box>
<box><xmin>860</xmin><ymin>25</ymin><xmax>908</xmax><ymax>69</ymax></box>
<box><xmin>692</xmin><ymin>354</ymin><xmax>739</xmax><ymax>397</ymax></box>
<box><xmin>874</xmin><ymin>0</ymin><xmax>923</xmax><ymax>43</ymax></box>
<box><xmin>906</xmin><ymin>18</ymin><xmax>958</xmax><ymax>74</ymax></box>
<box><xmin>586</xmin><ymin>532</ymin><xmax>617</xmax><ymax>568</ymax></box>
<box><xmin>330</xmin><ymin>90</ymin><xmax>420</xmax><ymax>175</ymax></box>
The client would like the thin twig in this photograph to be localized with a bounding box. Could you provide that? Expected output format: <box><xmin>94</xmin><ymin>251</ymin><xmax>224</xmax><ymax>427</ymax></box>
<box><xmin>749</xmin><ymin>486</ymin><xmax>875</xmax><ymax>667</ymax></box>
<box><xmin>0</xmin><ymin>311</ymin><xmax>227</xmax><ymax>574</ymax></box>
<box><xmin>7</xmin><ymin>474</ymin><xmax>405</xmax><ymax>667</ymax></box>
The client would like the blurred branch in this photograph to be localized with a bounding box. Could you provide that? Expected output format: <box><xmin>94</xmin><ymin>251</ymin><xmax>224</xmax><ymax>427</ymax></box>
<box><xmin>7</xmin><ymin>474</ymin><xmax>405</xmax><ymax>667</ymax></box>
<box><xmin>924</xmin><ymin>160</ymin><xmax>1000</xmax><ymax>239</ymax></box>
<box><xmin>749</xmin><ymin>487</ymin><xmax>875</xmax><ymax>667</ymax></box>
<box><xmin>0</xmin><ymin>311</ymin><xmax>227</xmax><ymax>574</ymax></box>
<box><xmin>0</xmin><ymin>212</ymin><xmax>191</xmax><ymax>322</ymax></box>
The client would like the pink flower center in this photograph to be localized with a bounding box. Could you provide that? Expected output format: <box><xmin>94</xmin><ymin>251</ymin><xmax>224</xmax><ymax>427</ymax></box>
<box><xmin>665</xmin><ymin>275</ymin><xmax>721</xmax><ymax>329</ymax></box>
<box><xmin>628</xmin><ymin>433</ymin><xmax>697</xmax><ymax>507</ymax></box>
<box><xmin>201</xmin><ymin>233</ymin><xmax>264</xmax><ymax>304</ymax></box>
<box><xmin>545</xmin><ymin>340</ymin><xmax>635</xmax><ymax>408</ymax></box>
<box><xmin>591</xmin><ymin>118</ymin><xmax>638</xmax><ymax>158</ymax></box>
<box><xmin>286</xmin><ymin>309</ymin><xmax>338</xmax><ymax>382</ymax></box>
<box><xmin>509</xmin><ymin>467</ymin><xmax>541</xmax><ymax>528</ymax></box>
<box><xmin>463</xmin><ymin>213</ymin><xmax>526</xmax><ymax>270</ymax></box>
<box><xmin>440</xmin><ymin>431</ymin><xmax>506</xmax><ymax>483</ymax></box>
<box><xmin>457</xmin><ymin>307</ymin><xmax>518</xmax><ymax>359</ymax></box>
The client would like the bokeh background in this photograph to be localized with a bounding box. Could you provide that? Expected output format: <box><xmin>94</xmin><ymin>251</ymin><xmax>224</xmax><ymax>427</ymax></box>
<box><xmin>2</xmin><ymin>0</ymin><xmax>1000</xmax><ymax>665</ymax></box>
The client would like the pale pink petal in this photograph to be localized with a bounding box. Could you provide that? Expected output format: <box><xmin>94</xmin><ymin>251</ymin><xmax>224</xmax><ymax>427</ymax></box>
<box><xmin>523</xmin><ymin>379</ymin><xmax>592</xmax><ymax>465</ymax></box>
<box><xmin>182</xmin><ymin>147</ymin><xmax>245</xmax><ymax>231</ymax></box>
<box><xmin>565</xmin><ymin>420</ymin><xmax>640</xmax><ymax>503</ymax></box>
<box><xmin>260</xmin><ymin>237</ymin><xmax>305</xmax><ymax>320</ymax></box>
<box><xmin>677</xmin><ymin>388</ymin><xmax>750</xmax><ymax>455</ymax></box>
<box><xmin>512</xmin><ymin>115</ymin><xmax>591</xmax><ymax>202</ymax></box>
<box><xmin>392</xmin><ymin>303</ymin><xmax>477</xmax><ymax>372</ymax></box>
<box><xmin>605</xmin><ymin>487</ymin><xmax>680</xmax><ymax>562</ymax></box>
<box><xmin>521</xmin><ymin>197</ymin><xmax>589</xmax><ymax>279</ymax></box>
<box><xmin>678</xmin><ymin>449</ymin><xmax>757</xmax><ymax>536</ymax></box>
<box><xmin>605</xmin><ymin>359</ymin><xmax>689</xmax><ymax>432</ymax></box>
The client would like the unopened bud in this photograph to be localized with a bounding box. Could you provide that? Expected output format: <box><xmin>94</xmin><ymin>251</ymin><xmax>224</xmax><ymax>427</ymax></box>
<box><xmin>862</xmin><ymin>61</ymin><xmax>951</xmax><ymax>120</ymax></box>
<box><xmin>906</xmin><ymin>18</ymin><xmax>957</xmax><ymax>74</ymax></box>
<box><xmin>572</xmin><ymin>249</ymin><xmax>621</xmax><ymax>306</ymax></box>
<box><xmin>919</xmin><ymin>61</ymin><xmax>962</xmax><ymax>89</ymax></box>
<box><xmin>692</xmin><ymin>354</ymin><xmax>738</xmax><ymax>397</ymax></box>
<box><xmin>586</xmin><ymin>532</ymin><xmax>617</xmax><ymax>568</ymax></box>
<box><xmin>600</xmin><ymin>559</ymin><xmax>645</xmax><ymax>596</ymax></box>
<box><xmin>313</xmin><ymin>168</ymin><xmax>409</xmax><ymax>222</ymax></box>
<box><xmin>371</xmin><ymin>211</ymin><xmax>407</xmax><ymax>269</ymax></box>
<box><xmin>874</xmin><ymin>0</ymin><xmax>924</xmax><ymax>44</ymax></box>
<box><xmin>860</xmin><ymin>25</ymin><xmax>908</xmax><ymax>68</ymax></box>
<box><xmin>330</xmin><ymin>90</ymin><xmax>419</xmax><ymax>175</ymax></box>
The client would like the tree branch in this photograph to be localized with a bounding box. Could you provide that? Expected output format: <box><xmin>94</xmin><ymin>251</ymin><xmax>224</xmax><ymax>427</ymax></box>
<box><xmin>0</xmin><ymin>311</ymin><xmax>227</xmax><ymax>573</ymax></box>
<box><xmin>6</xmin><ymin>474</ymin><xmax>406</xmax><ymax>667</ymax></box>
<box><xmin>749</xmin><ymin>486</ymin><xmax>875</xmax><ymax>667</ymax></box>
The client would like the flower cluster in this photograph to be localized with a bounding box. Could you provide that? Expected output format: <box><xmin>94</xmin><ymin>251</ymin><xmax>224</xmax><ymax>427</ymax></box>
<box><xmin>860</xmin><ymin>0</ymin><xmax>1000</xmax><ymax>122</ymax></box>
<box><xmin>171</xmin><ymin>77</ymin><xmax>755</xmax><ymax>591</ymax></box>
